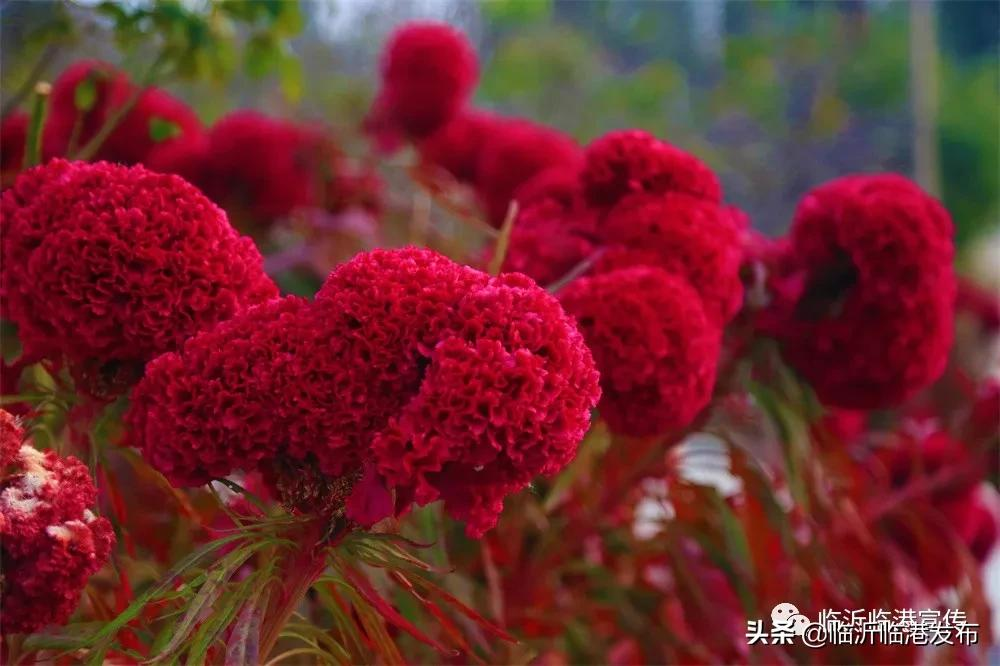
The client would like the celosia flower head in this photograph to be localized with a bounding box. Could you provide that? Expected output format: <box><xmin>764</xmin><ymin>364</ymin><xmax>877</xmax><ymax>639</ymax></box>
<box><xmin>373</xmin><ymin>22</ymin><xmax>478</xmax><ymax>139</ymax></box>
<box><xmin>153</xmin><ymin>111</ymin><xmax>381</xmax><ymax>228</ymax></box>
<box><xmin>771</xmin><ymin>174</ymin><xmax>956</xmax><ymax>408</ymax></box>
<box><xmin>0</xmin><ymin>409</ymin><xmax>114</xmax><ymax>634</ymax></box>
<box><xmin>580</xmin><ymin>130</ymin><xmax>721</xmax><ymax>210</ymax></box>
<box><xmin>417</xmin><ymin>109</ymin><xmax>501</xmax><ymax>183</ymax></box>
<box><xmin>513</xmin><ymin>165</ymin><xmax>584</xmax><ymax>216</ymax></box>
<box><xmin>475</xmin><ymin>119</ymin><xmax>580</xmax><ymax>226</ymax></box>
<box><xmin>44</xmin><ymin>60</ymin><xmax>201</xmax><ymax>165</ymax></box>
<box><xmin>0</xmin><ymin>159</ymin><xmax>277</xmax><ymax>392</ymax></box>
<box><xmin>495</xmin><ymin>204</ymin><xmax>598</xmax><ymax>287</ymax></box>
<box><xmin>0</xmin><ymin>408</ymin><xmax>22</xmax><ymax>468</ymax></box>
<box><xmin>128</xmin><ymin>247</ymin><xmax>600</xmax><ymax>536</ymax></box>
<box><xmin>559</xmin><ymin>266</ymin><xmax>720</xmax><ymax>437</ymax></box>
<box><xmin>596</xmin><ymin>192</ymin><xmax>745</xmax><ymax>325</ymax></box>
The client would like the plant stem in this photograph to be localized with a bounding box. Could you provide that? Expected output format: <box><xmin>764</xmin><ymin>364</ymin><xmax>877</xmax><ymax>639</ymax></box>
<box><xmin>258</xmin><ymin>527</ymin><xmax>329</xmax><ymax>661</ymax></box>
<box><xmin>1</xmin><ymin>43</ymin><xmax>58</xmax><ymax>120</ymax></box>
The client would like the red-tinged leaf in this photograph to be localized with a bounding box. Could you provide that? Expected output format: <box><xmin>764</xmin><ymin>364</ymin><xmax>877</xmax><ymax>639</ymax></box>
<box><xmin>319</xmin><ymin>582</ymin><xmax>374</xmax><ymax>657</ymax></box>
<box><xmin>86</xmin><ymin>586</ymin><xmax>116</xmax><ymax>622</ymax></box>
<box><xmin>390</xmin><ymin>571</ymin><xmax>488</xmax><ymax>661</ymax></box>
<box><xmin>339</xmin><ymin>563</ymin><xmax>456</xmax><ymax>656</ymax></box>
<box><xmin>114</xmin><ymin>560</ymin><xmax>133</xmax><ymax>614</ymax></box>
<box><xmin>410</xmin><ymin>575</ymin><xmax>516</xmax><ymax>643</ymax></box>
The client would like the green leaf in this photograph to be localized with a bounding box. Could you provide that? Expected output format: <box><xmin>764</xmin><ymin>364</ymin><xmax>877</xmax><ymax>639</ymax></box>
<box><xmin>74</xmin><ymin>74</ymin><xmax>99</xmax><ymax>112</ymax></box>
<box><xmin>245</xmin><ymin>33</ymin><xmax>280</xmax><ymax>79</ymax></box>
<box><xmin>24</xmin><ymin>81</ymin><xmax>49</xmax><ymax>168</ymax></box>
<box><xmin>149</xmin><ymin>116</ymin><xmax>182</xmax><ymax>142</ymax></box>
<box><xmin>277</xmin><ymin>50</ymin><xmax>303</xmax><ymax>103</ymax></box>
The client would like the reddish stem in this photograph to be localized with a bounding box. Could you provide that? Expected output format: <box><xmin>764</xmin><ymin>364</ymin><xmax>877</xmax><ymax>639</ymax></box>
<box><xmin>258</xmin><ymin>522</ymin><xmax>329</xmax><ymax>660</ymax></box>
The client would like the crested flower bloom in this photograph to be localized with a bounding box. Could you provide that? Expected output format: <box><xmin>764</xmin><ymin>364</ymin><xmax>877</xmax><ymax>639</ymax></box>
<box><xmin>580</xmin><ymin>130</ymin><xmax>721</xmax><ymax>211</ymax></box>
<box><xmin>126</xmin><ymin>297</ymin><xmax>312</xmax><ymax>487</ymax></box>
<box><xmin>0</xmin><ymin>159</ymin><xmax>277</xmax><ymax>394</ymax></box>
<box><xmin>0</xmin><ymin>408</ymin><xmax>22</xmax><ymax>468</ymax></box>
<box><xmin>128</xmin><ymin>247</ymin><xmax>600</xmax><ymax>537</ymax></box>
<box><xmin>43</xmin><ymin>60</ymin><xmax>201</xmax><ymax>165</ymax></box>
<box><xmin>150</xmin><ymin>110</ymin><xmax>382</xmax><ymax>229</ymax></box>
<box><xmin>559</xmin><ymin>266</ymin><xmax>720</xmax><ymax>437</ymax></box>
<box><xmin>512</xmin><ymin>165</ymin><xmax>584</xmax><ymax>216</ymax></box>
<box><xmin>369</xmin><ymin>22</ymin><xmax>478</xmax><ymax>140</ymax></box>
<box><xmin>0</xmin><ymin>409</ymin><xmax>115</xmax><ymax>634</ymax></box>
<box><xmin>417</xmin><ymin>109</ymin><xmax>500</xmax><ymax>184</ymax></box>
<box><xmin>768</xmin><ymin>174</ymin><xmax>956</xmax><ymax>408</ymax></box>
<box><xmin>596</xmin><ymin>192</ymin><xmax>745</xmax><ymax>325</ymax></box>
<box><xmin>475</xmin><ymin>119</ymin><xmax>580</xmax><ymax>226</ymax></box>
<box><xmin>1</xmin><ymin>111</ymin><xmax>28</xmax><ymax>187</ymax></box>
<box><xmin>494</xmin><ymin>203</ymin><xmax>598</xmax><ymax>287</ymax></box>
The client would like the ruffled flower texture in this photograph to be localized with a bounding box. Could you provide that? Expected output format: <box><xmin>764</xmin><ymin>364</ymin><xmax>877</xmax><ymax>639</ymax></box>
<box><xmin>0</xmin><ymin>410</ymin><xmax>115</xmax><ymax>635</ymax></box>
<box><xmin>0</xmin><ymin>160</ymin><xmax>278</xmax><ymax>394</ymax></box>
<box><xmin>43</xmin><ymin>60</ymin><xmax>201</xmax><ymax>166</ymax></box>
<box><xmin>128</xmin><ymin>247</ymin><xmax>600</xmax><ymax>537</ymax></box>
<box><xmin>475</xmin><ymin>119</ymin><xmax>581</xmax><ymax>226</ymax></box>
<box><xmin>369</xmin><ymin>22</ymin><xmax>479</xmax><ymax>141</ymax></box>
<box><xmin>580</xmin><ymin>129</ymin><xmax>722</xmax><ymax>210</ymax></box>
<box><xmin>486</xmin><ymin>129</ymin><xmax>743</xmax><ymax>437</ymax></box>
<box><xmin>596</xmin><ymin>192</ymin><xmax>745</xmax><ymax>326</ymax></box>
<box><xmin>559</xmin><ymin>267</ymin><xmax>720</xmax><ymax>437</ymax></box>
<box><xmin>149</xmin><ymin>110</ymin><xmax>383</xmax><ymax>229</ymax></box>
<box><xmin>770</xmin><ymin>174</ymin><xmax>956</xmax><ymax>409</ymax></box>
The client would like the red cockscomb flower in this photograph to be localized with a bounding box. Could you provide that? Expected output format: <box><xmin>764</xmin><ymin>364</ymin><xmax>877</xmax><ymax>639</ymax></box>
<box><xmin>513</xmin><ymin>165</ymin><xmax>584</xmax><ymax>216</ymax></box>
<box><xmin>126</xmin><ymin>297</ymin><xmax>311</xmax><ymax>487</ymax></box>
<box><xmin>559</xmin><ymin>266</ymin><xmax>720</xmax><ymax>437</ymax></box>
<box><xmin>153</xmin><ymin>111</ymin><xmax>381</xmax><ymax>229</ymax></box>
<box><xmin>580</xmin><ymin>130</ymin><xmax>721</xmax><ymax>211</ymax></box>
<box><xmin>0</xmin><ymin>408</ymin><xmax>22</xmax><ymax>468</ymax></box>
<box><xmin>475</xmin><ymin>120</ymin><xmax>580</xmax><ymax>226</ymax></box>
<box><xmin>1</xmin><ymin>111</ymin><xmax>28</xmax><ymax>187</ymax></box>
<box><xmin>359</xmin><ymin>262</ymin><xmax>600</xmax><ymax>535</ymax></box>
<box><xmin>43</xmin><ymin>60</ymin><xmax>200</xmax><ymax>165</ymax></box>
<box><xmin>128</xmin><ymin>247</ymin><xmax>600</xmax><ymax>537</ymax></box>
<box><xmin>0</xmin><ymin>159</ymin><xmax>277</xmax><ymax>394</ymax></box>
<box><xmin>417</xmin><ymin>109</ymin><xmax>500</xmax><ymax>183</ymax></box>
<box><xmin>596</xmin><ymin>192</ymin><xmax>745</xmax><ymax>325</ymax></box>
<box><xmin>1</xmin><ymin>410</ymin><xmax>115</xmax><ymax>635</ymax></box>
<box><xmin>495</xmin><ymin>205</ymin><xmax>598</xmax><ymax>287</ymax></box>
<box><xmin>171</xmin><ymin>111</ymin><xmax>326</xmax><ymax>224</ymax></box>
<box><xmin>771</xmin><ymin>174</ymin><xmax>956</xmax><ymax>409</ymax></box>
<box><xmin>371</xmin><ymin>22</ymin><xmax>478</xmax><ymax>139</ymax></box>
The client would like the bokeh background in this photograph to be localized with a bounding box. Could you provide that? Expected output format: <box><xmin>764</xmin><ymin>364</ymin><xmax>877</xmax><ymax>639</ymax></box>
<box><xmin>3</xmin><ymin>0</ymin><xmax>997</xmax><ymax>248</ymax></box>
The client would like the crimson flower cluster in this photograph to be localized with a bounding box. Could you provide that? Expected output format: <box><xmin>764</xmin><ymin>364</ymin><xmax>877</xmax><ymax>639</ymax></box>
<box><xmin>367</xmin><ymin>23</ymin><xmax>581</xmax><ymax>228</ymax></box>
<box><xmin>128</xmin><ymin>247</ymin><xmax>600</xmax><ymax>536</ymax></box>
<box><xmin>366</xmin><ymin>22</ymin><xmax>479</xmax><ymax>143</ymax></box>
<box><xmin>503</xmin><ymin>130</ymin><xmax>742</xmax><ymax>437</ymax></box>
<box><xmin>760</xmin><ymin>174</ymin><xmax>956</xmax><ymax>409</ymax></box>
<box><xmin>0</xmin><ymin>159</ymin><xmax>277</xmax><ymax>394</ymax></box>
<box><xmin>366</xmin><ymin>24</ymin><xmax>742</xmax><ymax>437</ymax></box>
<box><xmin>150</xmin><ymin>110</ymin><xmax>383</xmax><ymax>230</ymax></box>
<box><xmin>0</xmin><ymin>62</ymin><xmax>383</xmax><ymax>235</ymax></box>
<box><xmin>43</xmin><ymin>60</ymin><xmax>200</xmax><ymax>165</ymax></box>
<box><xmin>1</xmin><ymin>409</ymin><xmax>115</xmax><ymax>635</ymax></box>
